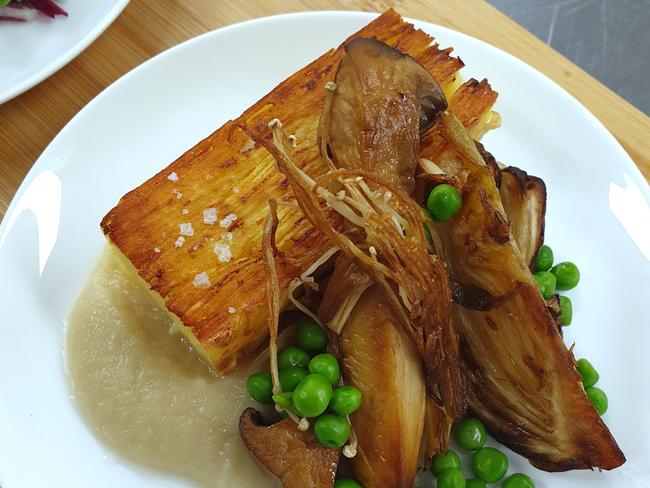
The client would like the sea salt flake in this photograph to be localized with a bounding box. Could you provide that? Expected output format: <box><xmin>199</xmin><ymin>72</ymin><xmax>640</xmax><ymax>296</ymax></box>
<box><xmin>228</xmin><ymin>306</ymin><xmax>236</xmax><ymax>314</ymax></box>
<box><xmin>175</xmin><ymin>236</ymin><xmax>186</xmax><ymax>248</ymax></box>
<box><xmin>219</xmin><ymin>213</ymin><xmax>238</xmax><ymax>228</ymax></box>
<box><xmin>176</xmin><ymin>192</ymin><xmax>183</xmax><ymax>200</ymax></box>
<box><xmin>167</xmin><ymin>172</ymin><xmax>179</xmax><ymax>182</ymax></box>
<box><xmin>193</xmin><ymin>272</ymin><xmax>211</xmax><ymax>289</ymax></box>
<box><xmin>220</xmin><ymin>232</ymin><xmax>233</xmax><ymax>241</ymax></box>
<box><xmin>203</xmin><ymin>207</ymin><xmax>218</xmax><ymax>225</ymax></box>
<box><xmin>153</xmin><ymin>247</ymin><xmax>161</xmax><ymax>253</ymax></box>
<box><xmin>182</xmin><ymin>208</ymin><xmax>189</xmax><ymax>215</ymax></box>
<box><xmin>179</xmin><ymin>223</ymin><xmax>194</xmax><ymax>236</ymax></box>
<box><xmin>213</xmin><ymin>242</ymin><xmax>232</xmax><ymax>263</ymax></box>
<box><xmin>240</xmin><ymin>138</ymin><xmax>255</xmax><ymax>153</ymax></box>
<box><xmin>232</xmin><ymin>186</ymin><xmax>240</xmax><ymax>193</ymax></box>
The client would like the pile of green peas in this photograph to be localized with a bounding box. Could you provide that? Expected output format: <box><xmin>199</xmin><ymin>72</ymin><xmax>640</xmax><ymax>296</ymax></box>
<box><xmin>533</xmin><ymin>244</ymin><xmax>608</xmax><ymax>416</ymax></box>
<box><xmin>246</xmin><ymin>318</ymin><xmax>363</xmax><ymax>451</ymax></box>
<box><xmin>533</xmin><ymin>244</ymin><xmax>578</xmax><ymax>322</ymax></box>
<box><xmin>430</xmin><ymin>416</ymin><xmax>535</xmax><ymax>488</ymax></box>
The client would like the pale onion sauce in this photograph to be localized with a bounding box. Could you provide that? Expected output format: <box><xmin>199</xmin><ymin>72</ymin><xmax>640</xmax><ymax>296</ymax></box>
<box><xmin>66</xmin><ymin>248</ymin><xmax>275</xmax><ymax>487</ymax></box>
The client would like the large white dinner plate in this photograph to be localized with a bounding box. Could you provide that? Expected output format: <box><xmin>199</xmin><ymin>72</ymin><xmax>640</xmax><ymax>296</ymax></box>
<box><xmin>0</xmin><ymin>10</ymin><xmax>649</xmax><ymax>488</ymax></box>
<box><xmin>0</xmin><ymin>0</ymin><xmax>129</xmax><ymax>104</ymax></box>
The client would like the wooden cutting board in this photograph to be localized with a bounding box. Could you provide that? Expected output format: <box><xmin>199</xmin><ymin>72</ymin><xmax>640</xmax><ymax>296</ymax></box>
<box><xmin>0</xmin><ymin>0</ymin><xmax>648</xmax><ymax>217</ymax></box>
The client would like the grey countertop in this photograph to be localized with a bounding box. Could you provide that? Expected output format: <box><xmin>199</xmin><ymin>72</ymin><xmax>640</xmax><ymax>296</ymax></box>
<box><xmin>487</xmin><ymin>0</ymin><xmax>650</xmax><ymax>116</ymax></box>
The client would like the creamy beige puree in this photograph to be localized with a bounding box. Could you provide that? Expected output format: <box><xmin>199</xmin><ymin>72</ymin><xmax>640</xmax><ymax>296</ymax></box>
<box><xmin>66</xmin><ymin>248</ymin><xmax>274</xmax><ymax>487</ymax></box>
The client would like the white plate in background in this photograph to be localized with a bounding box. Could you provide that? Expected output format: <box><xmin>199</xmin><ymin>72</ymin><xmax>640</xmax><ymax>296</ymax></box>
<box><xmin>0</xmin><ymin>0</ymin><xmax>129</xmax><ymax>103</ymax></box>
<box><xmin>0</xmin><ymin>11</ymin><xmax>648</xmax><ymax>488</ymax></box>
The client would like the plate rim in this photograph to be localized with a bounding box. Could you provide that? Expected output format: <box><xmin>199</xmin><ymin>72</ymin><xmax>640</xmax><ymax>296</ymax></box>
<box><xmin>0</xmin><ymin>0</ymin><xmax>131</xmax><ymax>104</ymax></box>
<box><xmin>0</xmin><ymin>10</ymin><xmax>648</xmax><ymax>486</ymax></box>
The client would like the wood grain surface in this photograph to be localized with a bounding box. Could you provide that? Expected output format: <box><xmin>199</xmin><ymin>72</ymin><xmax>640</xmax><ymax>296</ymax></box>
<box><xmin>1</xmin><ymin>0</ymin><xmax>648</xmax><ymax>218</ymax></box>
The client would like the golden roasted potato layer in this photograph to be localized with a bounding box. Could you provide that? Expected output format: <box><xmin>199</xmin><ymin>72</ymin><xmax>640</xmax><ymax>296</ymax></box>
<box><xmin>101</xmin><ymin>9</ymin><xmax>498</xmax><ymax>373</ymax></box>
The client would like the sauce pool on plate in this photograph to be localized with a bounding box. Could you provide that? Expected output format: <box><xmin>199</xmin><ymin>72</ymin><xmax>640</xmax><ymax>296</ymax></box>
<box><xmin>66</xmin><ymin>248</ymin><xmax>274</xmax><ymax>487</ymax></box>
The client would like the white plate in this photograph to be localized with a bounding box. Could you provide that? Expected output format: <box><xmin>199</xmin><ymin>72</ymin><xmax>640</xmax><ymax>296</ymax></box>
<box><xmin>0</xmin><ymin>0</ymin><xmax>129</xmax><ymax>104</ymax></box>
<box><xmin>0</xmin><ymin>11</ymin><xmax>649</xmax><ymax>488</ymax></box>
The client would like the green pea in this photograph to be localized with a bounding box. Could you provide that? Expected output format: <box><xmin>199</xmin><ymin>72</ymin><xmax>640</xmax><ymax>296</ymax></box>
<box><xmin>314</xmin><ymin>413</ymin><xmax>350</xmax><ymax>448</ymax></box>
<box><xmin>308</xmin><ymin>353</ymin><xmax>341</xmax><ymax>385</ymax></box>
<box><xmin>292</xmin><ymin>373</ymin><xmax>332</xmax><ymax>417</ymax></box>
<box><xmin>297</xmin><ymin>319</ymin><xmax>328</xmax><ymax>353</ymax></box>
<box><xmin>550</xmin><ymin>261</ymin><xmax>580</xmax><ymax>290</ymax></box>
<box><xmin>472</xmin><ymin>447</ymin><xmax>508</xmax><ymax>483</ymax></box>
<box><xmin>533</xmin><ymin>271</ymin><xmax>556</xmax><ymax>299</ymax></box>
<box><xmin>559</xmin><ymin>295</ymin><xmax>572</xmax><ymax>326</ymax></box>
<box><xmin>437</xmin><ymin>468</ymin><xmax>466</xmax><ymax>488</ymax></box>
<box><xmin>278</xmin><ymin>346</ymin><xmax>310</xmax><ymax>370</ymax></box>
<box><xmin>330</xmin><ymin>386</ymin><xmax>362</xmax><ymax>416</ymax></box>
<box><xmin>427</xmin><ymin>184</ymin><xmax>463</xmax><ymax>222</ymax></box>
<box><xmin>503</xmin><ymin>473</ymin><xmax>535</xmax><ymax>488</ymax></box>
<box><xmin>246</xmin><ymin>372</ymin><xmax>273</xmax><ymax>404</ymax></box>
<box><xmin>534</xmin><ymin>244</ymin><xmax>554</xmax><ymax>272</ymax></box>
<box><xmin>466</xmin><ymin>480</ymin><xmax>486</xmax><ymax>488</ymax></box>
<box><xmin>279</xmin><ymin>367</ymin><xmax>308</xmax><ymax>392</ymax></box>
<box><xmin>334</xmin><ymin>480</ymin><xmax>362</xmax><ymax>488</ymax></box>
<box><xmin>455</xmin><ymin>417</ymin><xmax>487</xmax><ymax>450</ymax></box>
<box><xmin>586</xmin><ymin>386</ymin><xmax>608</xmax><ymax>415</ymax></box>
<box><xmin>430</xmin><ymin>449</ymin><xmax>461</xmax><ymax>475</ymax></box>
<box><xmin>576</xmin><ymin>358</ymin><xmax>599</xmax><ymax>388</ymax></box>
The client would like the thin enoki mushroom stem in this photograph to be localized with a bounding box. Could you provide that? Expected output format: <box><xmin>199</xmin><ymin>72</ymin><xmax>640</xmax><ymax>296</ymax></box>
<box><xmin>262</xmin><ymin>199</ymin><xmax>309</xmax><ymax>427</ymax></box>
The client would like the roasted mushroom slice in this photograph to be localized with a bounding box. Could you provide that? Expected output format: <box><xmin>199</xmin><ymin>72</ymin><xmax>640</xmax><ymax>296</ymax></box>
<box><xmin>339</xmin><ymin>285</ymin><xmax>426</xmax><ymax>488</ymax></box>
<box><xmin>418</xmin><ymin>113</ymin><xmax>625</xmax><ymax>471</ymax></box>
<box><xmin>239</xmin><ymin>408</ymin><xmax>339</xmax><ymax>487</ymax></box>
<box><xmin>321</xmin><ymin>37</ymin><xmax>447</xmax><ymax>194</ymax></box>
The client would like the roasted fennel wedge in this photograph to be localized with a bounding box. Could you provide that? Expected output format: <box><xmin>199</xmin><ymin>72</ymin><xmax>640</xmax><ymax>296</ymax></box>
<box><xmin>419</xmin><ymin>113</ymin><xmax>625</xmax><ymax>471</ymax></box>
<box><xmin>477</xmin><ymin>142</ymin><xmax>547</xmax><ymax>271</ymax></box>
<box><xmin>339</xmin><ymin>284</ymin><xmax>426</xmax><ymax>488</ymax></box>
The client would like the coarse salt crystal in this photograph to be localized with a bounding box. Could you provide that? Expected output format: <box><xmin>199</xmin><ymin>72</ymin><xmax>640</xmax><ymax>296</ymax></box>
<box><xmin>220</xmin><ymin>232</ymin><xmax>233</xmax><ymax>241</ymax></box>
<box><xmin>193</xmin><ymin>272</ymin><xmax>211</xmax><ymax>289</ymax></box>
<box><xmin>219</xmin><ymin>213</ymin><xmax>238</xmax><ymax>228</ymax></box>
<box><xmin>179</xmin><ymin>223</ymin><xmax>194</xmax><ymax>236</ymax></box>
<box><xmin>167</xmin><ymin>172</ymin><xmax>179</xmax><ymax>182</ymax></box>
<box><xmin>175</xmin><ymin>236</ymin><xmax>186</xmax><ymax>248</ymax></box>
<box><xmin>203</xmin><ymin>208</ymin><xmax>218</xmax><ymax>225</ymax></box>
<box><xmin>232</xmin><ymin>186</ymin><xmax>240</xmax><ymax>193</ymax></box>
<box><xmin>213</xmin><ymin>242</ymin><xmax>232</xmax><ymax>262</ymax></box>
<box><xmin>176</xmin><ymin>192</ymin><xmax>183</xmax><ymax>199</ymax></box>
<box><xmin>153</xmin><ymin>247</ymin><xmax>161</xmax><ymax>253</ymax></box>
<box><xmin>182</xmin><ymin>208</ymin><xmax>189</xmax><ymax>215</ymax></box>
<box><xmin>228</xmin><ymin>306</ymin><xmax>236</xmax><ymax>314</ymax></box>
<box><xmin>239</xmin><ymin>138</ymin><xmax>255</xmax><ymax>153</ymax></box>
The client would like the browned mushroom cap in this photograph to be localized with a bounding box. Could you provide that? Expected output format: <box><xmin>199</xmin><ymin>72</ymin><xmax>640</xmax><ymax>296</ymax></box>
<box><xmin>239</xmin><ymin>408</ymin><xmax>339</xmax><ymax>488</ymax></box>
<box><xmin>321</xmin><ymin>37</ymin><xmax>447</xmax><ymax>194</ymax></box>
